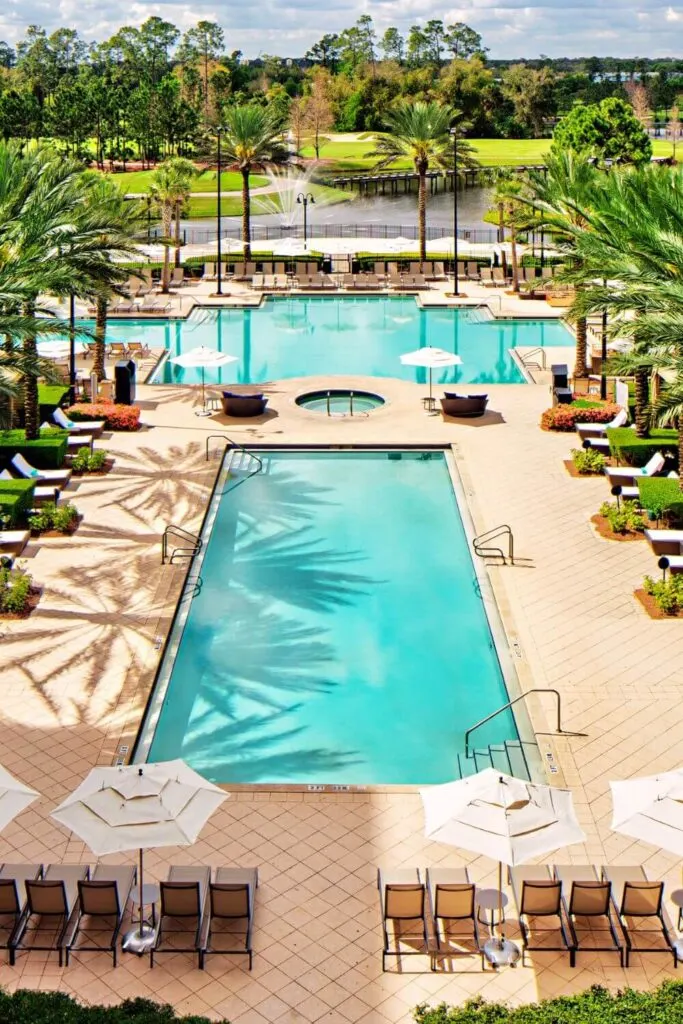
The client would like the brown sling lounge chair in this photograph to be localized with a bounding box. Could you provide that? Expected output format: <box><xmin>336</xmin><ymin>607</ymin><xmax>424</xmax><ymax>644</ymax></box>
<box><xmin>151</xmin><ymin>866</ymin><xmax>211</xmax><ymax>968</ymax></box>
<box><xmin>0</xmin><ymin>864</ymin><xmax>43</xmax><ymax>965</ymax></box>
<box><xmin>554</xmin><ymin>865</ymin><xmax>622</xmax><ymax>967</ymax></box>
<box><xmin>602</xmin><ymin>865</ymin><xmax>676</xmax><ymax>967</ymax></box>
<box><xmin>66</xmin><ymin>864</ymin><xmax>136</xmax><ymax>966</ymax></box>
<box><xmin>202</xmin><ymin>867</ymin><xmax>258</xmax><ymax>970</ymax></box>
<box><xmin>378</xmin><ymin>868</ymin><xmax>429</xmax><ymax>971</ymax></box>
<box><xmin>509</xmin><ymin>865</ymin><xmax>573</xmax><ymax>962</ymax></box>
<box><xmin>12</xmin><ymin>864</ymin><xmax>89</xmax><ymax>965</ymax></box>
<box><xmin>426</xmin><ymin>867</ymin><xmax>482</xmax><ymax>969</ymax></box>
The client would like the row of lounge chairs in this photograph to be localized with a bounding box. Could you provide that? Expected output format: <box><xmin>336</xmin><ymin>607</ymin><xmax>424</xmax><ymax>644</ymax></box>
<box><xmin>379</xmin><ymin>863</ymin><xmax>676</xmax><ymax>971</ymax></box>
<box><xmin>0</xmin><ymin>862</ymin><xmax>256</xmax><ymax>970</ymax></box>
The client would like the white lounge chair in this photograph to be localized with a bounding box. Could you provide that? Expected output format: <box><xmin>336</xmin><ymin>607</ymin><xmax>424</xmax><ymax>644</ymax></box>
<box><xmin>576</xmin><ymin>407</ymin><xmax>628</xmax><ymax>439</ymax></box>
<box><xmin>0</xmin><ymin>530</ymin><xmax>30</xmax><ymax>555</ymax></box>
<box><xmin>11</xmin><ymin>454</ymin><xmax>71</xmax><ymax>487</ymax></box>
<box><xmin>583</xmin><ymin>425</ymin><xmax>635</xmax><ymax>452</ymax></box>
<box><xmin>41</xmin><ymin>424</ymin><xmax>93</xmax><ymax>452</ymax></box>
<box><xmin>605</xmin><ymin>452</ymin><xmax>666</xmax><ymax>489</ymax></box>
<box><xmin>663</xmin><ymin>555</ymin><xmax>683</xmax><ymax>573</ymax></box>
<box><xmin>644</xmin><ymin>530</ymin><xmax>683</xmax><ymax>555</ymax></box>
<box><xmin>0</xmin><ymin>469</ymin><xmax>60</xmax><ymax>503</ymax></box>
<box><xmin>53</xmin><ymin>407</ymin><xmax>105</xmax><ymax>437</ymax></box>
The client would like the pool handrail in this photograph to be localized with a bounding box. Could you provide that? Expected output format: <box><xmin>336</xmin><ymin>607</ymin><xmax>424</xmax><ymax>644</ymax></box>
<box><xmin>205</xmin><ymin>434</ymin><xmax>263</xmax><ymax>475</ymax></box>
<box><xmin>464</xmin><ymin>688</ymin><xmax>570</xmax><ymax>758</ymax></box>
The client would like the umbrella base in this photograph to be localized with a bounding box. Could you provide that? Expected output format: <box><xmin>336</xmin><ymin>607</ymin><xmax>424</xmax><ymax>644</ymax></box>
<box><xmin>194</xmin><ymin>409</ymin><xmax>213</xmax><ymax>418</ymax></box>
<box><xmin>674</xmin><ymin>938</ymin><xmax>683</xmax><ymax>961</ymax></box>
<box><xmin>484</xmin><ymin>937</ymin><xmax>521</xmax><ymax>967</ymax></box>
<box><xmin>122</xmin><ymin>924</ymin><xmax>157</xmax><ymax>954</ymax></box>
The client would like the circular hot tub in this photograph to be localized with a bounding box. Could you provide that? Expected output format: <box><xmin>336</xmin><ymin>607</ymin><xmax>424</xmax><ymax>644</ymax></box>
<box><xmin>295</xmin><ymin>389</ymin><xmax>385</xmax><ymax>416</ymax></box>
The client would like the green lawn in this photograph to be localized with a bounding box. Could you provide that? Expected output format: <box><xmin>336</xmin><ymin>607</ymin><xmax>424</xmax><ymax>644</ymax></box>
<box><xmin>106</xmin><ymin>169</ymin><xmax>269</xmax><ymax>194</ymax></box>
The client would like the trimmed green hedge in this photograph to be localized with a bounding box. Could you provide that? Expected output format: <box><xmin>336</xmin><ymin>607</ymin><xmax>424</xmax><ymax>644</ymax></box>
<box><xmin>38</xmin><ymin>384</ymin><xmax>69</xmax><ymax>424</ymax></box>
<box><xmin>607</xmin><ymin>427</ymin><xmax>679</xmax><ymax>467</ymax></box>
<box><xmin>639</xmin><ymin>476</ymin><xmax>683</xmax><ymax>523</ymax></box>
<box><xmin>0</xmin><ymin>480</ymin><xmax>35</xmax><ymax>526</ymax></box>
<box><xmin>415</xmin><ymin>981</ymin><xmax>683</xmax><ymax>1023</ymax></box>
<box><xmin>0</xmin><ymin>991</ymin><xmax>218</xmax><ymax>1023</ymax></box>
<box><xmin>0</xmin><ymin>430</ymin><xmax>68</xmax><ymax>469</ymax></box>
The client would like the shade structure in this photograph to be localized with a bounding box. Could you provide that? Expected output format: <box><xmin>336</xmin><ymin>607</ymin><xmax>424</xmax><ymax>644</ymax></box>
<box><xmin>37</xmin><ymin>340</ymin><xmax>87</xmax><ymax>360</ymax></box>
<box><xmin>52</xmin><ymin>759</ymin><xmax>227</xmax><ymax>951</ymax></box>
<box><xmin>170</xmin><ymin>345</ymin><xmax>238</xmax><ymax>416</ymax></box>
<box><xmin>611</xmin><ymin>769</ymin><xmax>683</xmax><ymax>857</ymax></box>
<box><xmin>0</xmin><ymin>766</ymin><xmax>39</xmax><ymax>832</ymax></box>
<box><xmin>400</xmin><ymin>346</ymin><xmax>463</xmax><ymax>404</ymax></box>
<box><xmin>421</xmin><ymin>768</ymin><xmax>585</xmax><ymax>965</ymax></box>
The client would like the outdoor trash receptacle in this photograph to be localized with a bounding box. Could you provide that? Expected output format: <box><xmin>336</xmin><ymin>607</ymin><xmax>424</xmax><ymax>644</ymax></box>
<box><xmin>550</xmin><ymin>363</ymin><xmax>569</xmax><ymax>389</ymax></box>
<box><xmin>553</xmin><ymin>386</ymin><xmax>573</xmax><ymax>406</ymax></box>
<box><xmin>114</xmin><ymin>359</ymin><xmax>136</xmax><ymax>405</ymax></box>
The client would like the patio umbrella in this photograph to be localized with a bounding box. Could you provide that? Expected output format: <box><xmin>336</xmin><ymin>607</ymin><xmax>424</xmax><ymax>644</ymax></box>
<box><xmin>400</xmin><ymin>346</ymin><xmax>462</xmax><ymax>407</ymax></box>
<box><xmin>37</xmin><ymin>340</ymin><xmax>87</xmax><ymax>360</ymax></box>
<box><xmin>0</xmin><ymin>765</ymin><xmax>39</xmax><ymax>831</ymax></box>
<box><xmin>51</xmin><ymin>759</ymin><xmax>227</xmax><ymax>952</ymax></box>
<box><xmin>170</xmin><ymin>345</ymin><xmax>238</xmax><ymax>416</ymax></box>
<box><xmin>421</xmin><ymin>768</ymin><xmax>585</xmax><ymax>966</ymax></box>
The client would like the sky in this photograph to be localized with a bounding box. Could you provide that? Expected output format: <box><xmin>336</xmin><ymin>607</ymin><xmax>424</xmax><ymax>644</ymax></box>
<box><xmin>1</xmin><ymin>0</ymin><xmax>683</xmax><ymax>60</ymax></box>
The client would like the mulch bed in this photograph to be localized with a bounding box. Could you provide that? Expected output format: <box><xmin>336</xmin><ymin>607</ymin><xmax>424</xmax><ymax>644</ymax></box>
<box><xmin>70</xmin><ymin>459</ymin><xmax>115</xmax><ymax>477</ymax></box>
<box><xmin>30</xmin><ymin>515</ymin><xmax>82</xmax><ymax>538</ymax></box>
<box><xmin>635</xmin><ymin>588</ymin><xmax>683</xmax><ymax>620</ymax></box>
<box><xmin>564</xmin><ymin>460</ymin><xmax>605</xmax><ymax>478</ymax></box>
<box><xmin>0</xmin><ymin>587</ymin><xmax>41</xmax><ymax>620</ymax></box>
<box><xmin>590</xmin><ymin>514</ymin><xmax>644</xmax><ymax>543</ymax></box>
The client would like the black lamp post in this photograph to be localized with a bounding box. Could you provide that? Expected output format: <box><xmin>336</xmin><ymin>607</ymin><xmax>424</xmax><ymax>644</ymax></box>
<box><xmin>216</xmin><ymin>126</ymin><xmax>224</xmax><ymax>296</ymax></box>
<box><xmin>297</xmin><ymin>192</ymin><xmax>315</xmax><ymax>244</ymax></box>
<box><xmin>68</xmin><ymin>293</ymin><xmax>76</xmax><ymax>406</ymax></box>
<box><xmin>600</xmin><ymin>279</ymin><xmax>608</xmax><ymax>401</ymax></box>
<box><xmin>449</xmin><ymin>126</ymin><xmax>459</xmax><ymax>297</ymax></box>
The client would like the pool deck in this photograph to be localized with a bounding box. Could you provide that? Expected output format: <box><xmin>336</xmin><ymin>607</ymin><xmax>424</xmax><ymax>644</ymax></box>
<box><xmin>3</xmin><ymin>330</ymin><xmax>683</xmax><ymax>1019</ymax></box>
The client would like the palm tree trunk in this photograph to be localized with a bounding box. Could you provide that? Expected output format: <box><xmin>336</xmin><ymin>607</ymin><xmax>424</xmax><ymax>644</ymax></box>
<box><xmin>94</xmin><ymin>296</ymin><xmax>107</xmax><ymax>384</ymax></box>
<box><xmin>174</xmin><ymin>201</ymin><xmax>181</xmax><ymax>268</ymax></box>
<box><xmin>241</xmin><ymin>167</ymin><xmax>252</xmax><ymax>262</ymax></box>
<box><xmin>160</xmin><ymin>207</ymin><xmax>172</xmax><ymax>293</ymax></box>
<box><xmin>510</xmin><ymin>222</ymin><xmax>519</xmax><ymax>292</ymax></box>
<box><xmin>418</xmin><ymin>171</ymin><xmax>427</xmax><ymax>270</ymax></box>
<box><xmin>22</xmin><ymin>303</ymin><xmax>39</xmax><ymax>441</ymax></box>
<box><xmin>679</xmin><ymin>415</ymin><xmax>683</xmax><ymax>493</ymax></box>
<box><xmin>574</xmin><ymin>317</ymin><xmax>588</xmax><ymax>378</ymax></box>
<box><xmin>634</xmin><ymin>369</ymin><xmax>650</xmax><ymax>439</ymax></box>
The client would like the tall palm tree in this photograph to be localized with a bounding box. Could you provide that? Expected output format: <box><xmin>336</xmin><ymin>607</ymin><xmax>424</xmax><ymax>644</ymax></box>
<box><xmin>490</xmin><ymin>171</ymin><xmax>529</xmax><ymax>293</ymax></box>
<box><xmin>219</xmin><ymin>107</ymin><xmax>286</xmax><ymax>261</ymax></box>
<box><xmin>652</xmin><ymin>371</ymin><xmax>683</xmax><ymax>492</ymax></box>
<box><xmin>148</xmin><ymin>158</ymin><xmax>196</xmax><ymax>293</ymax></box>
<box><xmin>369</xmin><ymin>102</ymin><xmax>476</xmax><ymax>270</ymax></box>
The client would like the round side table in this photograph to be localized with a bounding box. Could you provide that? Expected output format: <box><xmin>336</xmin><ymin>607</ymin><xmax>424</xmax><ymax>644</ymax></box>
<box><xmin>476</xmin><ymin>888</ymin><xmax>521</xmax><ymax>967</ymax></box>
<box><xmin>123</xmin><ymin>882</ymin><xmax>160</xmax><ymax>955</ymax></box>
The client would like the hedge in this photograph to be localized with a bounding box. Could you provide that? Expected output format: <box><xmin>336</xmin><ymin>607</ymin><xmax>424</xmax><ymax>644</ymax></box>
<box><xmin>541</xmin><ymin>402</ymin><xmax>620</xmax><ymax>431</ymax></box>
<box><xmin>414</xmin><ymin>981</ymin><xmax>683</xmax><ymax>1023</ymax></box>
<box><xmin>0</xmin><ymin>991</ymin><xmax>218</xmax><ymax>1023</ymax></box>
<box><xmin>66</xmin><ymin>403</ymin><xmax>141</xmax><ymax>431</ymax></box>
<box><xmin>0</xmin><ymin>430</ymin><xmax>68</xmax><ymax>469</ymax></box>
<box><xmin>607</xmin><ymin>427</ymin><xmax>679</xmax><ymax>467</ymax></box>
<box><xmin>639</xmin><ymin>476</ymin><xmax>683</xmax><ymax>523</ymax></box>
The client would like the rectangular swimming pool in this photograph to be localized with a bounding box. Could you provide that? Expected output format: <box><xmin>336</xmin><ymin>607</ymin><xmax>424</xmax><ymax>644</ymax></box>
<box><xmin>137</xmin><ymin>449</ymin><xmax>530</xmax><ymax>785</ymax></box>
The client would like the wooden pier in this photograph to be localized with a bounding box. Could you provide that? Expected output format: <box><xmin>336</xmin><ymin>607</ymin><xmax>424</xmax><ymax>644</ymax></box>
<box><xmin>328</xmin><ymin>165</ymin><xmax>547</xmax><ymax>194</ymax></box>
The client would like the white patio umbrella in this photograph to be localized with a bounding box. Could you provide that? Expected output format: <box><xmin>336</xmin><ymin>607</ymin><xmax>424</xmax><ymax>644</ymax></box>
<box><xmin>51</xmin><ymin>759</ymin><xmax>227</xmax><ymax>952</ymax></box>
<box><xmin>0</xmin><ymin>766</ymin><xmax>39</xmax><ymax>831</ymax></box>
<box><xmin>37</xmin><ymin>340</ymin><xmax>87</xmax><ymax>360</ymax></box>
<box><xmin>421</xmin><ymin>768</ymin><xmax>585</xmax><ymax>965</ymax></box>
<box><xmin>170</xmin><ymin>345</ymin><xmax>238</xmax><ymax>416</ymax></box>
<box><xmin>400</xmin><ymin>346</ymin><xmax>463</xmax><ymax>408</ymax></box>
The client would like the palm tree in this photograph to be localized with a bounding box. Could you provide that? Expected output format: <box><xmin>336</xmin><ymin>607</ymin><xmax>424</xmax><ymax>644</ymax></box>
<box><xmin>148</xmin><ymin>158</ymin><xmax>196</xmax><ymax>293</ymax></box>
<box><xmin>490</xmin><ymin>171</ymin><xmax>528</xmax><ymax>293</ymax></box>
<box><xmin>369</xmin><ymin>102</ymin><xmax>476</xmax><ymax>269</ymax></box>
<box><xmin>653</xmin><ymin>371</ymin><xmax>683</xmax><ymax>492</ymax></box>
<box><xmin>219</xmin><ymin>106</ymin><xmax>286</xmax><ymax>261</ymax></box>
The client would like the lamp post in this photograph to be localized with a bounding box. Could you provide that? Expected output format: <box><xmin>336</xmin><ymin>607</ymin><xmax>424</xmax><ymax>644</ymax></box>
<box><xmin>216</xmin><ymin>126</ymin><xmax>223</xmax><ymax>297</ymax></box>
<box><xmin>449</xmin><ymin>126</ymin><xmax>459</xmax><ymax>297</ymax></box>
<box><xmin>68</xmin><ymin>293</ymin><xmax>76</xmax><ymax>406</ymax></box>
<box><xmin>600</xmin><ymin>279</ymin><xmax>608</xmax><ymax>401</ymax></box>
<box><xmin>297</xmin><ymin>192</ymin><xmax>315</xmax><ymax>244</ymax></box>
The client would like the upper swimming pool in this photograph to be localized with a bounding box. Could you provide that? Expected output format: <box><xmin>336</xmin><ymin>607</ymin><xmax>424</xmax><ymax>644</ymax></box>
<box><xmin>137</xmin><ymin>449</ymin><xmax>529</xmax><ymax>786</ymax></box>
<box><xmin>94</xmin><ymin>297</ymin><xmax>571</xmax><ymax>385</ymax></box>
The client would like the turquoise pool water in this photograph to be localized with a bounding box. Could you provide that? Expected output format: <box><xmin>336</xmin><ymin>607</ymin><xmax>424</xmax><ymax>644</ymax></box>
<box><xmin>94</xmin><ymin>297</ymin><xmax>571</xmax><ymax>385</ymax></box>
<box><xmin>141</xmin><ymin>450</ymin><xmax>520</xmax><ymax>785</ymax></box>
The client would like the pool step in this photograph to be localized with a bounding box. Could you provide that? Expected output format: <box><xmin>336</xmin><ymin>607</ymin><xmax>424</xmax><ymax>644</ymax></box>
<box><xmin>226</xmin><ymin>450</ymin><xmax>263</xmax><ymax>476</ymax></box>
<box><xmin>458</xmin><ymin>741</ymin><xmax>532</xmax><ymax>782</ymax></box>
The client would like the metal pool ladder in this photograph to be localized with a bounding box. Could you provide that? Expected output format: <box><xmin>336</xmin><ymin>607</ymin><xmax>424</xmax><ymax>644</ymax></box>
<box><xmin>161</xmin><ymin>525</ymin><xmax>202</xmax><ymax>565</ymax></box>
<box><xmin>472</xmin><ymin>525</ymin><xmax>514</xmax><ymax>565</ymax></box>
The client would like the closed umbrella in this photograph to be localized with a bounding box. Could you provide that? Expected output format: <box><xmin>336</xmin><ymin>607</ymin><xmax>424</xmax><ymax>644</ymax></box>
<box><xmin>421</xmin><ymin>768</ymin><xmax>585</xmax><ymax>965</ymax></box>
<box><xmin>170</xmin><ymin>345</ymin><xmax>238</xmax><ymax>416</ymax></box>
<box><xmin>52</xmin><ymin>759</ymin><xmax>227</xmax><ymax>953</ymax></box>
<box><xmin>400</xmin><ymin>346</ymin><xmax>462</xmax><ymax>409</ymax></box>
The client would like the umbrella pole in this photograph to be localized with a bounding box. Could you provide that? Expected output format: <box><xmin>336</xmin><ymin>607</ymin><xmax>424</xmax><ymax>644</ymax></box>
<box><xmin>139</xmin><ymin>847</ymin><xmax>144</xmax><ymax>937</ymax></box>
<box><xmin>483</xmin><ymin>860</ymin><xmax>520</xmax><ymax>967</ymax></box>
<box><xmin>122</xmin><ymin>847</ymin><xmax>157</xmax><ymax>954</ymax></box>
<box><xmin>498</xmin><ymin>861</ymin><xmax>504</xmax><ymax>943</ymax></box>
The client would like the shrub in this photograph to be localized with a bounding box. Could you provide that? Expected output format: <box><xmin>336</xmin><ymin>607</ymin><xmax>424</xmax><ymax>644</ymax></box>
<box><xmin>0</xmin><ymin>480</ymin><xmax>36</xmax><ymax>525</ymax></box>
<box><xmin>66</xmin><ymin>403</ymin><xmax>141</xmax><ymax>431</ymax></box>
<box><xmin>643</xmin><ymin>574</ymin><xmax>683</xmax><ymax>615</ymax></box>
<box><xmin>414</xmin><ymin>981</ymin><xmax>683</xmax><ymax>1023</ymax></box>
<box><xmin>0</xmin><ymin>562</ymin><xmax>32</xmax><ymax>614</ymax></box>
<box><xmin>71</xmin><ymin>447</ymin><xmax>108</xmax><ymax>472</ymax></box>
<box><xmin>541</xmin><ymin>402</ymin><xmax>620</xmax><ymax>431</ymax></box>
<box><xmin>0</xmin><ymin>991</ymin><xmax>214</xmax><ymax>1023</ymax></box>
<box><xmin>607</xmin><ymin>427</ymin><xmax>679</xmax><ymax>467</ymax></box>
<box><xmin>0</xmin><ymin>428</ymin><xmax>68</xmax><ymax>468</ymax></box>
<box><xmin>599</xmin><ymin>499</ymin><xmax>645</xmax><ymax>534</ymax></box>
<box><xmin>570</xmin><ymin>447</ymin><xmax>606</xmax><ymax>474</ymax></box>
<box><xmin>639</xmin><ymin>477</ymin><xmax>683</xmax><ymax>524</ymax></box>
<box><xmin>28</xmin><ymin>502</ymin><xmax>79</xmax><ymax>534</ymax></box>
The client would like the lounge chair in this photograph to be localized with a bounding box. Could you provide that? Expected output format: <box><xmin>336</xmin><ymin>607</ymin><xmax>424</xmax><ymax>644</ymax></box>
<box><xmin>480</xmin><ymin>268</ymin><xmax>494</xmax><ymax>286</ymax></box>
<box><xmin>170</xmin><ymin>268</ymin><xmax>185</xmax><ymax>289</ymax></box>
<box><xmin>377</xmin><ymin>868</ymin><xmax>429</xmax><ymax>971</ymax></box>
<box><xmin>410</xmin><ymin>274</ymin><xmax>429</xmax><ymax>290</ymax></box>
<box><xmin>40</xmin><ymin>424</ymin><xmax>93</xmax><ymax>453</ymax></box>
<box><xmin>274</xmin><ymin>262</ymin><xmax>286</xmax><ymax>276</ymax></box>
<box><xmin>53</xmin><ymin>407</ymin><xmax>105</xmax><ymax>437</ymax></box>
<box><xmin>431</xmin><ymin>261</ymin><xmax>446</xmax><ymax>280</ymax></box>
<box><xmin>440</xmin><ymin>393</ymin><xmax>488</xmax><ymax>418</ymax></box>
<box><xmin>388</xmin><ymin>273</ymin><xmax>404</xmax><ymax>290</ymax></box>
<box><xmin>1</xmin><ymin>469</ymin><xmax>60</xmax><ymax>504</ymax></box>
<box><xmin>126</xmin><ymin>341</ymin><xmax>151</xmax><ymax>360</ymax></box>
<box><xmin>202</xmin><ymin>867</ymin><xmax>258</xmax><ymax>970</ymax></box>
<box><xmin>342</xmin><ymin>273</ymin><xmax>356</xmax><ymax>290</ymax></box>
<box><xmin>457</xmin><ymin>262</ymin><xmax>467</xmax><ymax>279</ymax></box>
<box><xmin>306</xmin><ymin>262</ymin><xmax>318</xmax><ymax>275</ymax></box>
<box><xmin>426</xmin><ymin>867</ymin><xmax>482</xmax><ymax>969</ymax></box>
<box><xmin>0</xmin><ymin>864</ymin><xmax>43</xmax><ymax>965</ymax></box>
<box><xmin>110</xmin><ymin>300</ymin><xmax>135</xmax><ymax>314</ymax></box>
<box><xmin>374</xmin><ymin>262</ymin><xmax>387</xmax><ymax>280</ymax></box>
<box><xmin>523</xmin><ymin>267</ymin><xmax>537</xmax><ymax>283</ymax></box>
<box><xmin>554</xmin><ymin>865</ymin><xmax>622</xmax><ymax>967</ymax></box>
<box><xmin>509</xmin><ymin>865</ymin><xmax>573</xmax><ymax>962</ymax></box>
<box><xmin>11</xmin><ymin>454</ymin><xmax>71</xmax><ymax>487</ymax></box>
<box><xmin>601</xmin><ymin>865</ymin><xmax>676</xmax><ymax>967</ymax></box>
<box><xmin>203</xmin><ymin>263</ymin><xmax>216</xmax><ymax>280</ymax></box>
<box><xmin>250</xmin><ymin>273</ymin><xmax>265</xmax><ymax>290</ymax></box>
<box><xmin>0</xmin><ymin>531</ymin><xmax>30</xmax><ymax>556</ymax></box>
<box><xmin>492</xmin><ymin>267</ymin><xmax>506</xmax><ymax>286</ymax></box>
<box><xmin>466</xmin><ymin>262</ymin><xmax>480</xmax><ymax>281</ymax></box>
<box><xmin>139</xmin><ymin>298</ymin><xmax>170</xmax><ymax>313</ymax></box>
<box><xmin>644</xmin><ymin>529</ymin><xmax>683</xmax><ymax>555</ymax></box>
<box><xmin>66</xmin><ymin>864</ymin><xmax>136</xmax><ymax>967</ymax></box>
<box><xmin>605</xmin><ymin>452</ymin><xmax>666</xmax><ymax>488</ymax></box>
<box><xmin>221</xmin><ymin>392</ymin><xmax>268</xmax><ymax>417</ymax></box>
<box><xmin>12</xmin><ymin>865</ymin><xmax>89</xmax><ymax>965</ymax></box>
<box><xmin>108</xmin><ymin>342</ymin><xmax>128</xmax><ymax>358</ymax></box>
<box><xmin>576</xmin><ymin>407</ymin><xmax>629</xmax><ymax>439</ymax></box>
<box><xmin>260</xmin><ymin>262</ymin><xmax>273</xmax><ymax>275</ymax></box>
<box><xmin>151</xmin><ymin>865</ymin><xmax>211</xmax><ymax>968</ymax></box>
<box><xmin>274</xmin><ymin>274</ymin><xmax>289</xmax><ymax>290</ymax></box>
<box><xmin>541</xmin><ymin>266</ymin><xmax>554</xmax><ymax>279</ymax></box>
